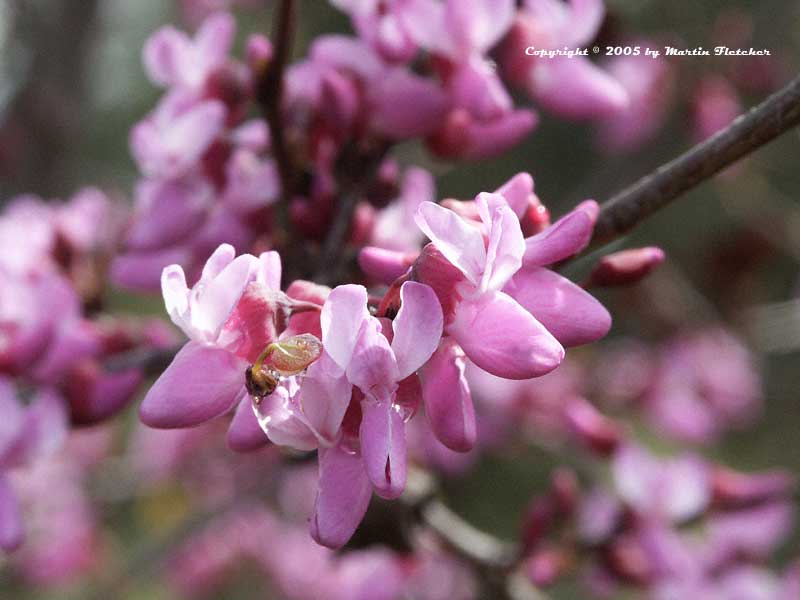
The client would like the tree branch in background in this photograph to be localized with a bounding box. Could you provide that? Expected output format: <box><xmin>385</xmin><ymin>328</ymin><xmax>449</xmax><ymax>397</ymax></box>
<box><xmin>590</xmin><ymin>73</ymin><xmax>800</xmax><ymax>249</ymax></box>
<box><xmin>256</xmin><ymin>0</ymin><xmax>297</xmax><ymax>203</ymax></box>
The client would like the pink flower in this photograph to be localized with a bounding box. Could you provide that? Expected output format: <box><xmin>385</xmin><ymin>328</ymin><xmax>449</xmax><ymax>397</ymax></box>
<box><xmin>139</xmin><ymin>244</ymin><xmax>297</xmax><ymax>431</ymax></box>
<box><xmin>594</xmin><ymin>47</ymin><xmax>676</xmax><ymax>152</ymax></box>
<box><xmin>143</xmin><ymin>12</ymin><xmax>236</xmax><ymax>91</ymax></box>
<box><xmin>412</xmin><ymin>190</ymin><xmax>610</xmax><ymax>379</ymax></box>
<box><xmin>298</xmin><ymin>281</ymin><xmax>441</xmax><ymax>548</ymax></box>
<box><xmin>330</xmin><ymin>0</ymin><xmax>418</xmax><ymax>62</ymax></box>
<box><xmin>499</xmin><ymin>0</ymin><xmax>629</xmax><ymax>120</ymax></box>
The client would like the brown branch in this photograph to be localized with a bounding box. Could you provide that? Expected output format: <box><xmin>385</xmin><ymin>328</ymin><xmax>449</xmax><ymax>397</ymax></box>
<box><xmin>256</xmin><ymin>0</ymin><xmax>297</xmax><ymax>202</ymax></box>
<box><xmin>590</xmin><ymin>73</ymin><xmax>800</xmax><ymax>249</ymax></box>
<box><xmin>312</xmin><ymin>140</ymin><xmax>391</xmax><ymax>284</ymax></box>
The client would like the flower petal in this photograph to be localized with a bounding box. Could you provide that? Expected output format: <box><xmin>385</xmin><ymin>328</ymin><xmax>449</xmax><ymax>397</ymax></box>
<box><xmin>320</xmin><ymin>284</ymin><xmax>371</xmax><ymax>370</ymax></box>
<box><xmin>300</xmin><ymin>353</ymin><xmax>353</xmax><ymax>445</ymax></box>
<box><xmin>477</xmin><ymin>193</ymin><xmax>525</xmax><ymax>292</ymax></box>
<box><xmin>421</xmin><ymin>340</ymin><xmax>476</xmax><ymax>452</ymax></box>
<box><xmin>449</xmin><ymin>290</ymin><xmax>564</xmax><ymax>379</ymax></box>
<box><xmin>227</xmin><ymin>393</ymin><xmax>270</xmax><ymax>452</ymax></box>
<box><xmin>257</xmin><ymin>250</ymin><xmax>282</xmax><ymax>290</ymax></box>
<box><xmin>139</xmin><ymin>341</ymin><xmax>246</xmax><ymax>428</ymax></box>
<box><xmin>414</xmin><ymin>201</ymin><xmax>485</xmax><ymax>284</ymax></box>
<box><xmin>523</xmin><ymin>202</ymin><xmax>598</xmax><ymax>267</ymax></box>
<box><xmin>391</xmin><ymin>281</ymin><xmax>443</xmax><ymax>379</ymax></box>
<box><xmin>360</xmin><ymin>401</ymin><xmax>407</xmax><ymax>499</ymax></box>
<box><xmin>505</xmin><ymin>266</ymin><xmax>611</xmax><ymax>347</ymax></box>
<box><xmin>310</xmin><ymin>445</ymin><xmax>373</xmax><ymax>549</ymax></box>
<box><xmin>0</xmin><ymin>475</ymin><xmax>22</xmax><ymax>552</ymax></box>
<box><xmin>495</xmin><ymin>172</ymin><xmax>534</xmax><ymax>219</ymax></box>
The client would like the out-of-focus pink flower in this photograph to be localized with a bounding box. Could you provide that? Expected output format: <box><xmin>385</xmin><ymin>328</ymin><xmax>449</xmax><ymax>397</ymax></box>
<box><xmin>143</xmin><ymin>12</ymin><xmax>236</xmax><ymax>91</ymax></box>
<box><xmin>611</xmin><ymin>444</ymin><xmax>711</xmax><ymax>524</ymax></box>
<box><xmin>595</xmin><ymin>48</ymin><xmax>675</xmax><ymax>152</ymax></box>
<box><xmin>644</xmin><ymin>327</ymin><xmax>761</xmax><ymax>444</ymax></box>
<box><xmin>499</xmin><ymin>0</ymin><xmax>629</xmax><ymax>120</ymax></box>
<box><xmin>586</xmin><ymin>246</ymin><xmax>666</xmax><ymax>287</ymax></box>
<box><xmin>691</xmin><ymin>76</ymin><xmax>742</xmax><ymax>142</ymax></box>
<box><xmin>331</xmin><ymin>0</ymin><xmax>418</xmax><ymax>62</ymax></box>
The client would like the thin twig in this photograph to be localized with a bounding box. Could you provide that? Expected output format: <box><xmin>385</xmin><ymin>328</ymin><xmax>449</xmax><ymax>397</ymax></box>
<box><xmin>591</xmin><ymin>73</ymin><xmax>800</xmax><ymax>249</ymax></box>
<box><xmin>256</xmin><ymin>0</ymin><xmax>297</xmax><ymax>202</ymax></box>
<box><xmin>312</xmin><ymin>141</ymin><xmax>391</xmax><ymax>284</ymax></box>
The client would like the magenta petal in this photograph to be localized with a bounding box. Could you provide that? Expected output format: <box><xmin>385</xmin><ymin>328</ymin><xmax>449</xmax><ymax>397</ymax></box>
<box><xmin>227</xmin><ymin>394</ymin><xmax>270</xmax><ymax>452</ymax></box>
<box><xmin>140</xmin><ymin>341</ymin><xmax>246</xmax><ymax>428</ymax></box>
<box><xmin>0</xmin><ymin>475</ymin><xmax>22</xmax><ymax>552</ymax></box>
<box><xmin>359</xmin><ymin>401</ymin><xmax>407</xmax><ymax>499</ymax></box>
<box><xmin>370</xmin><ymin>68</ymin><xmax>449</xmax><ymax>139</ymax></box>
<box><xmin>391</xmin><ymin>281</ymin><xmax>443</xmax><ymax>379</ymax></box>
<box><xmin>505</xmin><ymin>267</ymin><xmax>611</xmax><ymax>347</ymax></box>
<box><xmin>310</xmin><ymin>445</ymin><xmax>373</xmax><ymax>549</ymax></box>
<box><xmin>421</xmin><ymin>340</ymin><xmax>476</xmax><ymax>452</ymax></box>
<box><xmin>449</xmin><ymin>291</ymin><xmax>564</xmax><ymax>379</ymax></box>
<box><xmin>523</xmin><ymin>203</ymin><xmax>597</xmax><ymax>267</ymax></box>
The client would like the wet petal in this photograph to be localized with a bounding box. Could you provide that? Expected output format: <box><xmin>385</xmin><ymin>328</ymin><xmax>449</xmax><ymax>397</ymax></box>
<box><xmin>360</xmin><ymin>401</ymin><xmax>407</xmax><ymax>499</ymax></box>
<box><xmin>227</xmin><ymin>393</ymin><xmax>270</xmax><ymax>452</ymax></box>
<box><xmin>310</xmin><ymin>445</ymin><xmax>373</xmax><ymax>549</ymax></box>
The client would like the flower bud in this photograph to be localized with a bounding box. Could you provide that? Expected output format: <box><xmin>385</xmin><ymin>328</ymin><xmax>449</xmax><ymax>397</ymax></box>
<box><xmin>563</xmin><ymin>397</ymin><xmax>623</xmax><ymax>456</ymax></box>
<box><xmin>586</xmin><ymin>247</ymin><xmax>665</xmax><ymax>288</ymax></box>
<box><xmin>524</xmin><ymin>547</ymin><xmax>572</xmax><ymax>588</ymax></box>
<box><xmin>711</xmin><ymin>466</ymin><xmax>794</xmax><ymax>509</ymax></box>
<box><xmin>358</xmin><ymin>247</ymin><xmax>416</xmax><ymax>285</ymax></box>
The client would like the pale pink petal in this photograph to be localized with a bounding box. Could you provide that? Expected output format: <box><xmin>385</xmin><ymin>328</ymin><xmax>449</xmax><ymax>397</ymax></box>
<box><xmin>523</xmin><ymin>202</ymin><xmax>598</xmax><ymax>267</ymax></box>
<box><xmin>254</xmin><ymin>384</ymin><xmax>318</xmax><ymax>451</ymax></box>
<box><xmin>495</xmin><ymin>172</ymin><xmax>534</xmax><ymax>218</ymax></box>
<box><xmin>505</xmin><ymin>267</ymin><xmax>611</xmax><ymax>346</ymax></box>
<box><xmin>414</xmin><ymin>202</ymin><xmax>485</xmax><ymax>284</ymax></box>
<box><xmin>449</xmin><ymin>290</ymin><xmax>564</xmax><ymax>379</ymax></box>
<box><xmin>299</xmin><ymin>353</ymin><xmax>352</xmax><ymax>445</ymax></box>
<box><xmin>194</xmin><ymin>12</ymin><xmax>236</xmax><ymax>68</ymax></box>
<box><xmin>192</xmin><ymin>253</ymin><xmax>259</xmax><ymax>340</ymax></box>
<box><xmin>360</xmin><ymin>401</ymin><xmax>407</xmax><ymax>499</ymax></box>
<box><xmin>477</xmin><ymin>193</ymin><xmax>525</xmax><ymax>292</ymax></box>
<box><xmin>391</xmin><ymin>282</ymin><xmax>443</xmax><ymax>379</ymax></box>
<box><xmin>310</xmin><ymin>445</ymin><xmax>373</xmax><ymax>549</ymax></box>
<box><xmin>320</xmin><ymin>284</ymin><xmax>371</xmax><ymax>370</ymax></box>
<box><xmin>143</xmin><ymin>27</ymin><xmax>190</xmax><ymax>87</ymax></box>
<box><xmin>398</xmin><ymin>0</ymin><xmax>452</xmax><ymax>57</ymax></box>
<box><xmin>162</xmin><ymin>264</ymin><xmax>190</xmax><ymax>333</ymax></box>
<box><xmin>446</xmin><ymin>0</ymin><xmax>515</xmax><ymax>55</ymax></box>
<box><xmin>310</xmin><ymin>35</ymin><xmax>385</xmax><ymax>80</ymax></box>
<box><xmin>525</xmin><ymin>0</ymin><xmax>605</xmax><ymax>47</ymax></box>
<box><xmin>421</xmin><ymin>340</ymin><xmax>476</xmax><ymax>452</ymax></box>
<box><xmin>257</xmin><ymin>251</ymin><xmax>282</xmax><ymax>290</ymax></box>
<box><xmin>0</xmin><ymin>475</ymin><xmax>22</xmax><ymax>552</ymax></box>
<box><xmin>227</xmin><ymin>393</ymin><xmax>270</xmax><ymax>452</ymax></box>
<box><xmin>346</xmin><ymin>318</ymin><xmax>399</xmax><ymax>394</ymax></box>
<box><xmin>139</xmin><ymin>341</ymin><xmax>246</xmax><ymax>428</ymax></box>
<box><xmin>199</xmin><ymin>242</ymin><xmax>235</xmax><ymax>282</ymax></box>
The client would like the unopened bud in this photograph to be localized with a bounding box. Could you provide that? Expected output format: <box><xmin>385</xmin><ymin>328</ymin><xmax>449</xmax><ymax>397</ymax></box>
<box><xmin>711</xmin><ymin>466</ymin><xmax>794</xmax><ymax>509</ymax></box>
<box><xmin>563</xmin><ymin>397</ymin><xmax>623</xmax><ymax>456</ymax></box>
<box><xmin>524</xmin><ymin>547</ymin><xmax>572</xmax><ymax>587</ymax></box>
<box><xmin>586</xmin><ymin>247</ymin><xmax>665</xmax><ymax>287</ymax></box>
